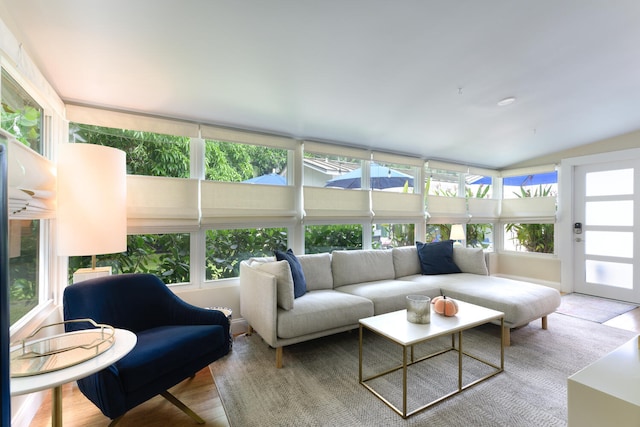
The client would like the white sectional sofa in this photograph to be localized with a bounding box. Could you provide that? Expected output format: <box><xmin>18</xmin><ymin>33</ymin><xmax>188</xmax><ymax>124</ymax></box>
<box><xmin>239</xmin><ymin>245</ymin><xmax>561</xmax><ymax>368</ymax></box>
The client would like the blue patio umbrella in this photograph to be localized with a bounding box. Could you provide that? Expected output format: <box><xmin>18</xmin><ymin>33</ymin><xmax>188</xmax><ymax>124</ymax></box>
<box><xmin>470</xmin><ymin>171</ymin><xmax>557</xmax><ymax>186</ymax></box>
<box><xmin>325</xmin><ymin>163</ymin><xmax>414</xmax><ymax>189</ymax></box>
<box><xmin>242</xmin><ymin>173</ymin><xmax>287</xmax><ymax>185</ymax></box>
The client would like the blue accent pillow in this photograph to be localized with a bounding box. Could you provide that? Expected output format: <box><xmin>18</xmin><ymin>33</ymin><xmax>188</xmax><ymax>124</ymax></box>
<box><xmin>275</xmin><ymin>249</ymin><xmax>307</xmax><ymax>298</ymax></box>
<box><xmin>416</xmin><ymin>240</ymin><xmax>461</xmax><ymax>275</ymax></box>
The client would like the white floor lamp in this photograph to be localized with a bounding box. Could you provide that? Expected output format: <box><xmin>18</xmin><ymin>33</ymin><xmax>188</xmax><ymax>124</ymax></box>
<box><xmin>57</xmin><ymin>143</ymin><xmax>127</xmax><ymax>283</ymax></box>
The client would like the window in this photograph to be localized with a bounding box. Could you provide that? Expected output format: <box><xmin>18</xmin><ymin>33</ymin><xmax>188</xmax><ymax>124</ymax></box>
<box><xmin>372</xmin><ymin>223</ymin><xmax>415</xmax><ymax>249</ymax></box>
<box><xmin>304</xmin><ymin>151</ymin><xmax>362</xmax><ymax>188</ymax></box>
<box><xmin>204</xmin><ymin>139</ymin><xmax>289</xmax><ymax>183</ymax></box>
<box><xmin>8</xmin><ymin>220</ymin><xmax>40</xmax><ymax>325</ymax></box>
<box><xmin>504</xmin><ymin>223</ymin><xmax>554</xmax><ymax>253</ymax></box>
<box><xmin>305</xmin><ymin>224</ymin><xmax>363</xmax><ymax>253</ymax></box>
<box><xmin>205</xmin><ymin>227</ymin><xmax>287</xmax><ymax>280</ymax></box>
<box><xmin>69</xmin><ymin>123</ymin><xmax>190</xmax><ymax>178</ymax></box>
<box><xmin>501</xmin><ymin>170</ymin><xmax>557</xmax><ymax>254</ymax></box>
<box><xmin>466</xmin><ymin>175</ymin><xmax>493</xmax><ymax>198</ymax></box>
<box><xmin>2</xmin><ymin>70</ymin><xmax>42</xmax><ymax>153</ymax></box>
<box><xmin>425</xmin><ymin>168</ymin><xmax>460</xmax><ymax>196</ymax></box>
<box><xmin>3</xmin><ymin>71</ymin><xmax>45</xmax><ymax>326</ymax></box>
<box><xmin>68</xmin><ymin>234</ymin><xmax>191</xmax><ymax>285</ymax></box>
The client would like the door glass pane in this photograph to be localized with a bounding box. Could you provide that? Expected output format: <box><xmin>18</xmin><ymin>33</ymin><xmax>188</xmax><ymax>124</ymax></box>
<box><xmin>585</xmin><ymin>260</ymin><xmax>633</xmax><ymax>289</ymax></box>
<box><xmin>586</xmin><ymin>169</ymin><xmax>633</xmax><ymax>196</ymax></box>
<box><xmin>585</xmin><ymin>201</ymin><xmax>633</xmax><ymax>226</ymax></box>
<box><xmin>585</xmin><ymin>231</ymin><xmax>633</xmax><ymax>258</ymax></box>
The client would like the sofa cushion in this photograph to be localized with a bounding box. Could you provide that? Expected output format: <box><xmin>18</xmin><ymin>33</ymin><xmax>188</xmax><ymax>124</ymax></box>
<box><xmin>253</xmin><ymin>260</ymin><xmax>295</xmax><ymax>310</ymax></box>
<box><xmin>337</xmin><ymin>279</ymin><xmax>442</xmax><ymax>315</ymax></box>
<box><xmin>298</xmin><ymin>252</ymin><xmax>334</xmax><ymax>291</ymax></box>
<box><xmin>452</xmin><ymin>247</ymin><xmax>488</xmax><ymax>276</ymax></box>
<box><xmin>416</xmin><ymin>240</ymin><xmax>461</xmax><ymax>275</ymax></box>
<box><xmin>392</xmin><ymin>246</ymin><xmax>421</xmax><ymax>278</ymax></box>
<box><xmin>332</xmin><ymin>249</ymin><xmax>395</xmax><ymax>287</ymax></box>
<box><xmin>275</xmin><ymin>249</ymin><xmax>307</xmax><ymax>298</ymax></box>
<box><xmin>439</xmin><ymin>273</ymin><xmax>561</xmax><ymax>328</ymax></box>
<box><xmin>277</xmin><ymin>290</ymin><xmax>373</xmax><ymax>339</ymax></box>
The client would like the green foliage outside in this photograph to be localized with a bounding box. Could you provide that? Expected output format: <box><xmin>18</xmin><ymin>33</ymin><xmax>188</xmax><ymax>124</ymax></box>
<box><xmin>305</xmin><ymin>225</ymin><xmax>363</xmax><ymax>253</ymax></box>
<box><xmin>205</xmin><ymin>228</ymin><xmax>288</xmax><ymax>280</ymax></box>
<box><xmin>505</xmin><ymin>185</ymin><xmax>555</xmax><ymax>253</ymax></box>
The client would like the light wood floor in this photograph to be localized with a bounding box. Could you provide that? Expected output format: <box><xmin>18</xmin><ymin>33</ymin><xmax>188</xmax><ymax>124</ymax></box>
<box><xmin>28</xmin><ymin>366</ymin><xmax>229</xmax><ymax>427</ymax></box>
<box><xmin>27</xmin><ymin>308</ymin><xmax>640</xmax><ymax>426</ymax></box>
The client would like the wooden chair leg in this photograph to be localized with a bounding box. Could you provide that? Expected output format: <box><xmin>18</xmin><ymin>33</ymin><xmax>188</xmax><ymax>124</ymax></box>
<box><xmin>541</xmin><ymin>315</ymin><xmax>548</xmax><ymax>330</ymax></box>
<box><xmin>276</xmin><ymin>346</ymin><xmax>283</xmax><ymax>368</ymax></box>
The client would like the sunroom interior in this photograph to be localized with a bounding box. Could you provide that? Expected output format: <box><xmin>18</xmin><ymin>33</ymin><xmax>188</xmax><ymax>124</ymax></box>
<box><xmin>4</xmin><ymin>2</ymin><xmax>640</xmax><ymax>426</ymax></box>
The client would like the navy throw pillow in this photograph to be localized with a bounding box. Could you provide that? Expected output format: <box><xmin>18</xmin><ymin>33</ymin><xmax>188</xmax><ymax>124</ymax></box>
<box><xmin>416</xmin><ymin>240</ymin><xmax>461</xmax><ymax>275</ymax></box>
<box><xmin>275</xmin><ymin>249</ymin><xmax>307</xmax><ymax>298</ymax></box>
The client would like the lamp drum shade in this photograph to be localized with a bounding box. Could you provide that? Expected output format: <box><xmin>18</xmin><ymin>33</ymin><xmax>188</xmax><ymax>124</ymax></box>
<box><xmin>57</xmin><ymin>143</ymin><xmax>127</xmax><ymax>256</ymax></box>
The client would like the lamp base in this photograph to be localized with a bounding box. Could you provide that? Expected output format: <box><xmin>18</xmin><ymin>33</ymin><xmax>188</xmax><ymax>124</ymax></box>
<box><xmin>73</xmin><ymin>266</ymin><xmax>112</xmax><ymax>284</ymax></box>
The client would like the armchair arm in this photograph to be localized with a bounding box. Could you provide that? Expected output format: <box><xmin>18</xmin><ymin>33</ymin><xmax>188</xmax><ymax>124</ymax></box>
<box><xmin>164</xmin><ymin>298</ymin><xmax>231</xmax><ymax>345</ymax></box>
<box><xmin>239</xmin><ymin>261</ymin><xmax>278</xmax><ymax>347</ymax></box>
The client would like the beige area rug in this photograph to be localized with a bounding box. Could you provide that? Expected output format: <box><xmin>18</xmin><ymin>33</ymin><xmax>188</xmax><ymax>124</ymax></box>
<box><xmin>555</xmin><ymin>292</ymin><xmax>637</xmax><ymax>323</ymax></box>
<box><xmin>211</xmin><ymin>313</ymin><xmax>636</xmax><ymax>427</ymax></box>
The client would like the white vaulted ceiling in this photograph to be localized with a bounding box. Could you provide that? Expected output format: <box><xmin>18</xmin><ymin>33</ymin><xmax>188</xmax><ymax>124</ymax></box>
<box><xmin>1</xmin><ymin>0</ymin><xmax>640</xmax><ymax>168</ymax></box>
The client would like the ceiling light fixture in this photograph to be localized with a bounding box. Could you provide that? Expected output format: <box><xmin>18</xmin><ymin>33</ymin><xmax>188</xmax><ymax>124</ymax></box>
<box><xmin>497</xmin><ymin>97</ymin><xmax>516</xmax><ymax>107</ymax></box>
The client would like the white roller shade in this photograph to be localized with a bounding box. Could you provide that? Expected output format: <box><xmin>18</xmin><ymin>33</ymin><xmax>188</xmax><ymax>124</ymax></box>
<box><xmin>426</xmin><ymin>160</ymin><xmax>468</xmax><ymax>173</ymax></box>
<box><xmin>201</xmin><ymin>124</ymin><xmax>297</xmax><ymax>150</ymax></box>
<box><xmin>127</xmin><ymin>175</ymin><xmax>199</xmax><ymax>233</ymax></box>
<box><xmin>201</xmin><ymin>181</ymin><xmax>296</xmax><ymax>224</ymax></box>
<box><xmin>372</xmin><ymin>151</ymin><xmax>424</xmax><ymax>167</ymax></box>
<box><xmin>303</xmin><ymin>187</ymin><xmax>372</xmax><ymax>219</ymax></box>
<box><xmin>66</xmin><ymin>104</ymin><xmax>199</xmax><ymax>138</ymax></box>
<box><xmin>303</xmin><ymin>140</ymin><xmax>370</xmax><ymax>160</ymax></box>
<box><xmin>425</xmin><ymin>195</ymin><xmax>469</xmax><ymax>223</ymax></box>
<box><xmin>467</xmin><ymin>198</ymin><xmax>500</xmax><ymax>222</ymax></box>
<box><xmin>500</xmin><ymin>197</ymin><xmax>556</xmax><ymax>222</ymax></box>
<box><xmin>372</xmin><ymin>192</ymin><xmax>424</xmax><ymax>221</ymax></box>
<box><xmin>7</xmin><ymin>134</ymin><xmax>56</xmax><ymax>219</ymax></box>
<box><xmin>501</xmin><ymin>164</ymin><xmax>556</xmax><ymax>177</ymax></box>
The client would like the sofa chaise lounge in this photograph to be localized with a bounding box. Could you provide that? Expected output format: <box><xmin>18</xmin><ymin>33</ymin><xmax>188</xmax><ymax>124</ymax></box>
<box><xmin>240</xmin><ymin>244</ymin><xmax>561</xmax><ymax>368</ymax></box>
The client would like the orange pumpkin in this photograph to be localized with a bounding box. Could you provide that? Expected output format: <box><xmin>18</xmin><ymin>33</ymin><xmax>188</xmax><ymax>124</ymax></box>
<box><xmin>432</xmin><ymin>296</ymin><xmax>459</xmax><ymax>316</ymax></box>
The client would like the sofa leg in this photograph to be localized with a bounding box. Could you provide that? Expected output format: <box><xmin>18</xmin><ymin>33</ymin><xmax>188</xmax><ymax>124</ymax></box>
<box><xmin>160</xmin><ymin>391</ymin><xmax>205</xmax><ymax>424</ymax></box>
<box><xmin>276</xmin><ymin>347</ymin><xmax>283</xmax><ymax>369</ymax></box>
<box><xmin>502</xmin><ymin>326</ymin><xmax>511</xmax><ymax>347</ymax></box>
<box><xmin>541</xmin><ymin>315</ymin><xmax>548</xmax><ymax>330</ymax></box>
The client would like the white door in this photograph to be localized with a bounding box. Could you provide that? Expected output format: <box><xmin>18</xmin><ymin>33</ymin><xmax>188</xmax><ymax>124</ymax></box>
<box><xmin>573</xmin><ymin>160</ymin><xmax>640</xmax><ymax>303</ymax></box>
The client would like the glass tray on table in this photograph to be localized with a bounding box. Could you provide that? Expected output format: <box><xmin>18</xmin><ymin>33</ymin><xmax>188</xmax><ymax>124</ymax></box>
<box><xmin>10</xmin><ymin>319</ymin><xmax>116</xmax><ymax>377</ymax></box>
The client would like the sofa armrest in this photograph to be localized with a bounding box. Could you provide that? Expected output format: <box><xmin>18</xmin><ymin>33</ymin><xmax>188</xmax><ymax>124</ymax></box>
<box><xmin>239</xmin><ymin>261</ymin><xmax>278</xmax><ymax>346</ymax></box>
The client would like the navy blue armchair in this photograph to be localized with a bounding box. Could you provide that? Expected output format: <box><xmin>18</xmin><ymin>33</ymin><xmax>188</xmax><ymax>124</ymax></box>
<box><xmin>63</xmin><ymin>273</ymin><xmax>230</xmax><ymax>425</ymax></box>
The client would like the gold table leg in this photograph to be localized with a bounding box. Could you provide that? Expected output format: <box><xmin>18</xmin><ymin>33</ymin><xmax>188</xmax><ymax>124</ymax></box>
<box><xmin>52</xmin><ymin>385</ymin><xmax>63</xmax><ymax>427</ymax></box>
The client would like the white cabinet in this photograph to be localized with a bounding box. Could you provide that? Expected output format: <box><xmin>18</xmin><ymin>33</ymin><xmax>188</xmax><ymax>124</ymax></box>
<box><xmin>568</xmin><ymin>336</ymin><xmax>640</xmax><ymax>427</ymax></box>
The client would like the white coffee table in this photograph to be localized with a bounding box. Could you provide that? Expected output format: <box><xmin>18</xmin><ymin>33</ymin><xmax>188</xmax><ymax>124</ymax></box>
<box><xmin>11</xmin><ymin>328</ymin><xmax>137</xmax><ymax>427</ymax></box>
<box><xmin>359</xmin><ymin>300</ymin><xmax>504</xmax><ymax>418</ymax></box>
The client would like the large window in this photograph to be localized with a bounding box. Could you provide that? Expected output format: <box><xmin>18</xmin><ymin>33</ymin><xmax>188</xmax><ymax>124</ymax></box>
<box><xmin>69</xmin><ymin>124</ymin><xmax>190</xmax><ymax>177</ymax></box>
<box><xmin>204</xmin><ymin>139</ymin><xmax>288</xmax><ymax>183</ymax></box>
<box><xmin>373</xmin><ymin>223</ymin><xmax>415</xmax><ymax>249</ymax></box>
<box><xmin>205</xmin><ymin>227</ymin><xmax>287</xmax><ymax>280</ymax></box>
<box><xmin>68</xmin><ymin>234</ymin><xmax>190</xmax><ymax>285</ymax></box>
<box><xmin>501</xmin><ymin>171</ymin><xmax>557</xmax><ymax>254</ymax></box>
<box><xmin>3</xmin><ymin>70</ymin><xmax>45</xmax><ymax>326</ymax></box>
<box><xmin>305</xmin><ymin>224</ymin><xmax>363</xmax><ymax>253</ymax></box>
